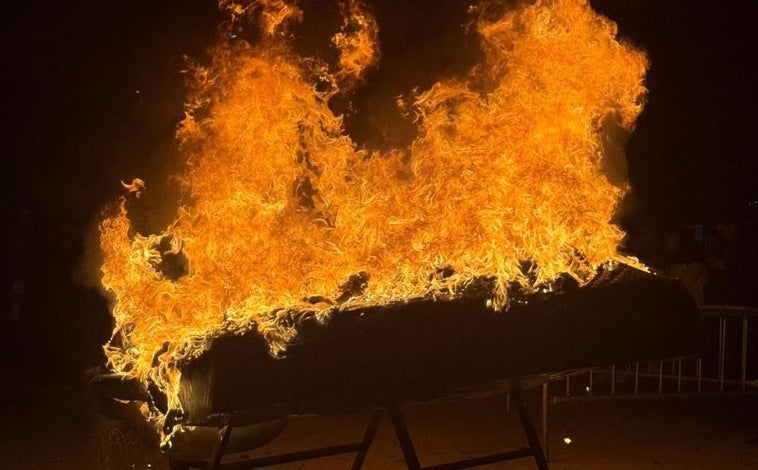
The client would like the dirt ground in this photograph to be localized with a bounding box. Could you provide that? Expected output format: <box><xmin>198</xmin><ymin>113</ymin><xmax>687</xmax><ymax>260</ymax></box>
<box><xmin>2</xmin><ymin>369</ymin><xmax>758</xmax><ymax>470</ymax></box>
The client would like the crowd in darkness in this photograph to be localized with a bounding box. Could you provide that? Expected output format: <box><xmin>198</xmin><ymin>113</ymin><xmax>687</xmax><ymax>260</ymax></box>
<box><xmin>634</xmin><ymin>212</ymin><xmax>758</xmax><ymax>308</ymax></box>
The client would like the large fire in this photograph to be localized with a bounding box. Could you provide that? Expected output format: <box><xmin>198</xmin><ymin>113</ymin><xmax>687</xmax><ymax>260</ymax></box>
<box><xmin>100</xmin><ymin>0</ymin><xmax>648</xmax><ymax>437</ymax></box>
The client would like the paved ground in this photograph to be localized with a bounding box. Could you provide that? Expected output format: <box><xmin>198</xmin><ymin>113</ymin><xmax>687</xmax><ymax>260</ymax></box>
<box><xmin>2</xmin><ymin>369</ymin><xmax>758</xmax><ymax>469</ymax></box>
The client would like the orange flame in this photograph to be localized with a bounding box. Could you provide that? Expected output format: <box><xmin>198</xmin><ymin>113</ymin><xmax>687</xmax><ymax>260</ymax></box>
<box><xmin>333</xmin><ymin>0</ymin><xmax>380</xmax><ymax>85</ymax></box>
<box><xmin>100</xmin><ymin>0</ymin><xmax>648</xmax><ymax>437</ymax></box>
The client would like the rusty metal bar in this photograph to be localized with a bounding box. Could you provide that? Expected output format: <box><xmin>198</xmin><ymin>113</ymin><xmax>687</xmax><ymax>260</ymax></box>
<box><xmin>388</xmin><ymin>404</ymin><xmax>422</xmax><ymax>470</ymax></box>
<box><xmin>424</xmin><ymin>449</ymin><xmax>535</xmax><ymax>470</ymax></box>
<box><xmin>352</xmin><ymin>410</ymin><xmax>384</xmax><ymax>470</ymax></box>
<box><xmin>219</xmin><ymin>442</ymin><xmax>367</xmax><ymax>469</ymax></box>
<box><xmin>208</xmin><ymin>424</ymin><xmax>232</xmax><ymax>470</ymax></box>
<box><xmin>700</xmin><ymin>305</ymin><xmax>758</xmax><ymax>318</ymax></box>
<box><xmin>742</xmin><ymin>316</ymin><xmax>749</xmax><ymax>391</ymax></box>
<box><xmin>513</xmin><ymin>387</ymin><xmax>550</xmax><ymax>470</ymax></box>
<box><xmin>616</xmin><ymin>370</ymin><xmax>745</xmax><ymax>387</ymax></box>
<box><xmin>541</xmin><ymin>382</ymin><xmax>549</xmax><ymax>462</ymax></box>
<box><xmin>719</xmin><ymin>316</ymin><xmax>727</xmax><ymax>391</ymax></box>
<box><xmin>552</xmin><ymin>389</ymin><xmax>758</xmax><ymax>404</ymax></box>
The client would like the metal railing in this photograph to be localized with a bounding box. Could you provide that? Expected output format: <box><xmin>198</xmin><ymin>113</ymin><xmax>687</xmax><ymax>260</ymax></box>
<box><xmin>537</xmin><ymin>305</ymin><xmax>758</xmax><ymax>459</ymax></box>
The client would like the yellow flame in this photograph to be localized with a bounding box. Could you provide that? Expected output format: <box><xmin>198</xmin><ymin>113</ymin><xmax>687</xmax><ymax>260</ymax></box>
<box><xmin>333</xmin><ymin>0</ymin><xmax>380</xmax><ymax>85</ymax></box>
<box><xmin>100</xmin><ymin>0</ymin><xmax>648</xmax><ymax>437</ymax></box>
<box><xmin>220</xmin><ymin>0</ymin><xmax>303</xmax><ymax>36</ymax></box>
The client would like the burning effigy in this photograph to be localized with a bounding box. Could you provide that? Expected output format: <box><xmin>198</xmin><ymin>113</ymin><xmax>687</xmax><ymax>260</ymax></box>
<box><xmin>99</xmin><ymin>0</ymin><xmax>657</xmax><ymax>446</ymax></box>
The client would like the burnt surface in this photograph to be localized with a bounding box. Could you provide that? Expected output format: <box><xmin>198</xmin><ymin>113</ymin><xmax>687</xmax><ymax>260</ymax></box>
<box><xmin>179</xmin><ymin>264</ymin><xmax>702</xmax><ymax>423</ymax></box>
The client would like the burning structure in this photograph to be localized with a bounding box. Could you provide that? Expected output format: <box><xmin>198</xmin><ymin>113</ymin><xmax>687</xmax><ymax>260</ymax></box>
<box><xmin>95</xmin><ymin>0</ymin><xmax>696</xmax><ymax>464</ymax></box>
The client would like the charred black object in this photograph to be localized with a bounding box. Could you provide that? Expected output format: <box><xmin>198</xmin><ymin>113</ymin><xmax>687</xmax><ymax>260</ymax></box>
<box><xmin>92</xmin><ymin>264</ymin><xmax>702</xmax><ymax>469</ymax></box>
<box><xmin>179</xmin><ymin>264</ymin><xmax>702</xmax><ymax>422</ymax></box>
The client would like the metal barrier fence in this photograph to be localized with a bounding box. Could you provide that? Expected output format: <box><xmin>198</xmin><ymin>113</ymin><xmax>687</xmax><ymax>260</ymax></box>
<box><xmin>535</xmin><ymin>305</ymin><xmax>758</xmax><ymax>459</ymax></box>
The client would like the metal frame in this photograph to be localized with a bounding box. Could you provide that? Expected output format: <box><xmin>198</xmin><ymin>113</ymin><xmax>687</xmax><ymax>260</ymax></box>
<box><xmin>170</xmin><ymin>385</ymin><xmax>550</xmax><ymax>470</ymax></box>
<box><xmin>170</xmin><ymin>304</ymin><xmax>758</xmax><ymax>469</ymax></box>
<box><xmin>171</xmin><ymin>409</ymin><xmax>383</xmax><ymax>470</ymax></box>
<box><xmin>386</xmin><ymin>386</ymin><xmax>548</xmax><ymax>470</ymax></box>
<box><xmin>551</xmin><ymin>305</ymin><xmax>758</xmax><ymax>399</ymax></box>
<box><xmin>540</xmin><ymin>305</ymin><xmax>758</xmax><ymax>459</ymax></box>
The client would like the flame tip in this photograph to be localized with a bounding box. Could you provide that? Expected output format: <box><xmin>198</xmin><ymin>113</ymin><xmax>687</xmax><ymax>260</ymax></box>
<box><xmin>101</xmin><ymin>0</ymin><xmax>649</xmax><ymax>440</ymax></box>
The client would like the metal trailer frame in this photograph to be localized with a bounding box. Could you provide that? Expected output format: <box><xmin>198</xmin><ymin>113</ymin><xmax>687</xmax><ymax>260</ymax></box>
<box><xmin>169</xmin><ymin>381</ymin><xmax>550</xmax><ymax>470</ymax></box>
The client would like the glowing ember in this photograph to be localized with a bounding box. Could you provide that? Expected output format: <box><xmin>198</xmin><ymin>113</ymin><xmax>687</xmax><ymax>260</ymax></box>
<box><xmin>99</xmin><ymin>0</ymin><xmax>648</xmax><ymax>437</ymax></box>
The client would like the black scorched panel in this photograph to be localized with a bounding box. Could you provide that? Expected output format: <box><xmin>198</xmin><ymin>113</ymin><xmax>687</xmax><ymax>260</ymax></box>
<box><xmin>179</xmin><ymin>265</ymin><xmax>702</xmax><ymax>423</ymax></box>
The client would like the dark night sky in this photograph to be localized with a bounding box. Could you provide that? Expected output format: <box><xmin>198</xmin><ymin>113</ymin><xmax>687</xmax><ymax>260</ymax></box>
<box><xmin>0</xmin><ymin>0</ymin><xmax>756</xmax><ymax>372</ymax></box>
<box><xmin>3</xmin><ymin>0</ymin><xmax>757</xmax><ymax>223</ymax></box>
<box><xmin>596</xmin><ymin>0</ymin><xmax>757</xmax><ymax>225</ymax></box>
<box><xmin>2</xmin><ymin>1</ymin><xmax>756</xmax><ymax>226</ymax></box>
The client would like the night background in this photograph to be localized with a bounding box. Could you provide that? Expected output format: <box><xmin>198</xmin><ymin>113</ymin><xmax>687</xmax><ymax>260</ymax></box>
<box><xmin>4</xmin><ymin>0</ymin><xmax>755</xmax><ymax>373</ymax></box>
<box><xmin>0</xmin><ymin>1</ymin><xmax>757</xmax><ymax>468</ymax></box>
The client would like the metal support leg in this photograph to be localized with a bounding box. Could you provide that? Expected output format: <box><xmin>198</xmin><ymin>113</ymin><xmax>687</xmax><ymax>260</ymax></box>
<box><xmin>513</xmin><ymin>387</ymin><xmax>550</xmax><ymax>470</ymax></box>
<box><xmin>351</xmin><ymin>410</ymin><xmax>384</xmax><ymax>470</ymax></box>
<box><xmin>541</xmin><ymin>382</ymin><xmax>549</xmax><ymax>461</ymax></box>
<box><xmin>719</xmin><ymin>316</ymin><xmax>726</xmax><ymax>391</ymax></box>
<box><xmin>242</xmin><ymin>415</ymin><xmax>383</xmax><ymax>469</ymax></box>
<box><xmin>388</xmin><ymin>404</ymin><xmax>422</xmax><ymax>470</ymax></box>
<box><xmin>208</xmin><ymin>424</ymin><xmax>233</xmax><ymax>470</ymax></box>
<box><xmin>387</xmin><ymin>392</ymin><xmax>549</xmax><ymax>470</ymax></box>
<box><xmin>742</xmin><ymin>316</ymin><xmax>749</xmax><ymax>391</ymax></box>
